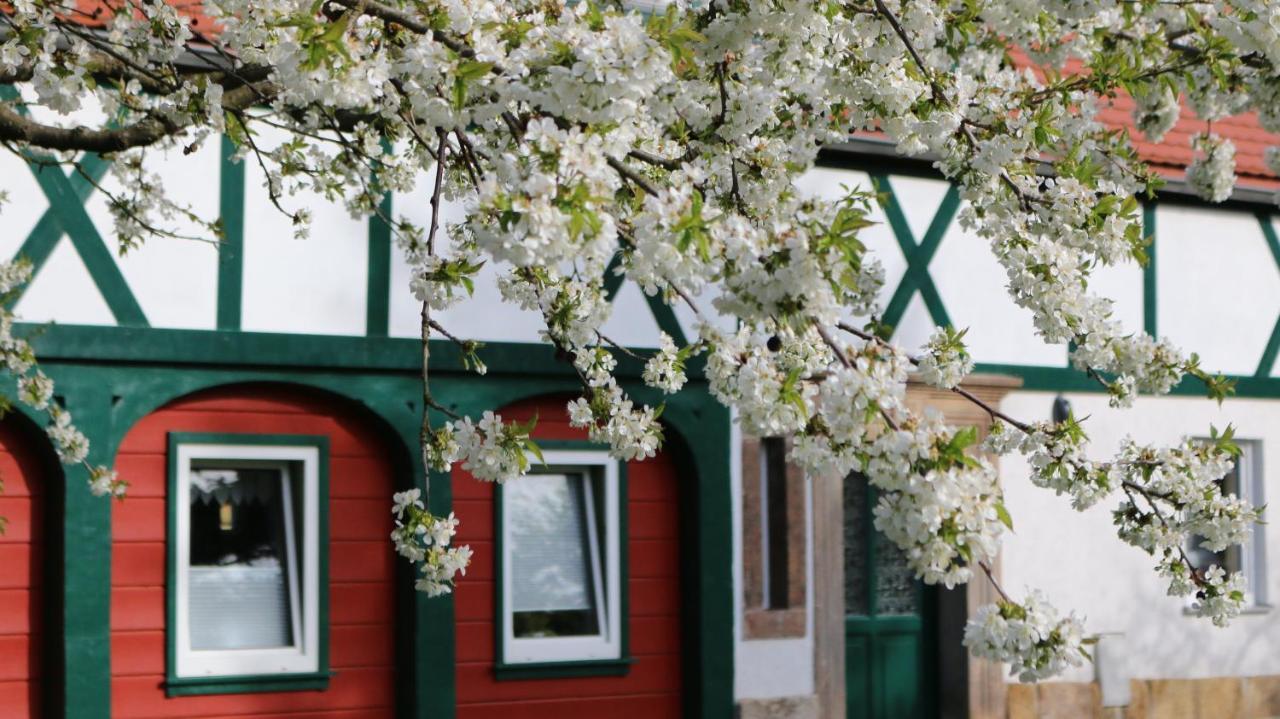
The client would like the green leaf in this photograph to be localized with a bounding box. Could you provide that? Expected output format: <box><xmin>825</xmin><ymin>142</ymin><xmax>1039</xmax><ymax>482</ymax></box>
<box><xmin>455</xmin><ymin>60</ymin><xmax>493</xmax><ymax>81</ymax></box>
<box><xmin>525</xmin><ymin>438</ymin><xmax>546</xmax><ymax>467</ymax></box>
<box><xmin>995</xmin><ymin>501</ymin><xmax>1015</xmax><ymax>532</ymax></box>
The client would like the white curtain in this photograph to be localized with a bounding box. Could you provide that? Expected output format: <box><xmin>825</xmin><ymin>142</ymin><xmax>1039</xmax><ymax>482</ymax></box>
<box><xmin>508</xmin><ymin>474</ymin><xmax>595</xmax><ymax>612</ymax></box>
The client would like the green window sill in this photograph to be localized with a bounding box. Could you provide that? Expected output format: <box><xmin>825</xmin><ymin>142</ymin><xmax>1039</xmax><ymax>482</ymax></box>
<box><xmin>164</xmin><ymin>671</ymin><xmax>333</xmax><ymax>697</ymax></box>
<box><xmin>494</xmin><ymin>657</ymin><xmax>635</xmax><ymax>681</ymax></box>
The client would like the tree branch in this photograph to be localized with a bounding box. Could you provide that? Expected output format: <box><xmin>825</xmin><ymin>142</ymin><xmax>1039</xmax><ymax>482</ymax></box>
<box><xmin>0</xmin><ymin>80</ymin><xmax>277</xmax><ymax>153</ymax></box>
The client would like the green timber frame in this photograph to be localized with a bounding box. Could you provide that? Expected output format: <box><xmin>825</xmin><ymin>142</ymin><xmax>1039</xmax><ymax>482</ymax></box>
<box><xmin>818</xmin><ymin>142</ymin><xmax>1280</xmax><ymax>397</ymax></box>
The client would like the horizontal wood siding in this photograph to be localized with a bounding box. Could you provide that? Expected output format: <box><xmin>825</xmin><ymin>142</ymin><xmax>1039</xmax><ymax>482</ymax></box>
<box><xmin>111</xmin><ymin>386</ymin><xmax>398</xmax><ymax>718</ymax></box>
<box><xmin>0</xmin><ymin>418</ymin><xmax>52</xmax><ymax>718</ymax></box>
<box><xmin>454</xmin><ymin>396</ymin><xmax>683</xmax><ymax>718</ymax></box>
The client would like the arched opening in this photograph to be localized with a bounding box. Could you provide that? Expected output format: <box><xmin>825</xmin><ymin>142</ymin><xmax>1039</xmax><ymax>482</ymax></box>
<box><xmin>110</xmin><ymin>383</ymin><xmax>412</xmax><ymax>718</ymax></box>
<box><xmin>452</xmin><ymin>393</ymin><xmax>685</xmax><ymax>717</ymax></box>
<box><xmin>0</xmin><ymin>412</ymin><xmax>63</xmax><ymax>718</ymax></box>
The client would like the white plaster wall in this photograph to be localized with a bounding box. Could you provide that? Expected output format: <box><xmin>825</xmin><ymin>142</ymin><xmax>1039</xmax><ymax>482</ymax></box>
<box><xmin>240</xmin><ymin>128</ymin><xmax>368</xmax><ymax>336</ymax></box>
<box><xmin>731</xmin><ymin>416</ymin><xmax>819</xmax><ymax>701</ymax></box>
<box><xmin>1157</xmin><ymin>204</ymin><xmax>1279</xmax><ymax>377</ymax></box>
<box><xmin>999</xmin><ymin>390</ymin><xmax>1280</xmax><ymax>682</ymax></box>
<box><xmin>15</xmin><ymin>240</ymin><xmax>115</xmax><ymax>325</ymax></box>
<box><xmin>90</xmin><ymin>140</ymin><xmax>221</xmax><ymax>330</ymax></box>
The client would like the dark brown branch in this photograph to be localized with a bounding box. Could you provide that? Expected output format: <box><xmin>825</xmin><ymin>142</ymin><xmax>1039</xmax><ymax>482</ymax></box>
<box><xmin>0</xmin><ymin>81</ymin><xmax>277</xmax><ymax>153</ymax></box>
<box><xmin>607</xmin><ymin>156</ymin><xmax>658</xmax><ymax>197</ymax></box>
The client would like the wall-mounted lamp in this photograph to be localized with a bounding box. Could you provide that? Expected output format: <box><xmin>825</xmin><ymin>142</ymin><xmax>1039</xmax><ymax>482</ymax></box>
<box><xmin>1052</xmin><ymin>394</ymin><xmax>1072</xmax><ymax>425</ymax></box>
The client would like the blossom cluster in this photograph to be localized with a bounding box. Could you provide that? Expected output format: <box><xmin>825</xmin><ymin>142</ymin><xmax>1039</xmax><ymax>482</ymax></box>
<box><xmin>987</xmin><ymin>419</ymin><xmax>1261</xmax><ymax>626</ymax></box>
<box><xmin>917</xmin><ymin>327</ymin><xmax>974</xmax><ymax>390</ymax></box>
<box><xmin>0</xmin><ymin>261</ymin><xmax>124</xmax><ymax>498</ymax></box>
<box><xmin>390</xmin><ymin>488</ymin><xmax>473</xmax><ymax>597</ymax></box>
<box><xmin>964</xmin><ymin>592</ymin><xmax>1087</xmax><ymax>683</ymax></box>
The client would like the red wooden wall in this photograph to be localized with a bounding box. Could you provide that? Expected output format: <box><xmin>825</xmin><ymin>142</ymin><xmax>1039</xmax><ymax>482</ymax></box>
<box><xmin>110</xmin><ymin>385</ymin><xmax>400</xmax><ymax>718</ymax></box>
<box><xmin>454</xmin><ymin>396</ymin><xmax>684</xmax><ymax>719</ymax></box>
<box><xmin>0</xmin><ymin>418</ymin><xmax>53</xmax><ymax>717</ymax></box>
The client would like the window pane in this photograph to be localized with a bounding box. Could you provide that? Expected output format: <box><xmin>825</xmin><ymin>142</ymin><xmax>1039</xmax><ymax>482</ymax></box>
<box><xmin>188</xmin><ymin>467</ymin><xmax>295</xmax><ymax>651</ymax></box>
<box><xmin>843</xmin><ymin>473</ymin><xmax>870</xmax><ymax>615</ymax></box>
<box><xmin>507</xmin><ymin>473</ymin><xmax>600</xmax><ymax>638</ymax></box>
<box><xmin>1186</xmin><ymin>456</ymin><xmax>1241</xmax><ymax>575</ymax></box>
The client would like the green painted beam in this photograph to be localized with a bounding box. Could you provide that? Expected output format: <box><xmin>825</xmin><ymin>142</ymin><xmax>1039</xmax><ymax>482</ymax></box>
<box><xmin>47</xmin><ymin>383</ymin><xmax>116</xmax><ymax>719</ymax></box>
<box><xmin>217</xmin><ymin>136</ymin><xmax>245</xmax><ymax>331</ymax></box>
<box><xmin>1142</xmin><ymin>202</ymin><xmax>1158</xmax><ymax>338</ymax></box>
<box><xmin>18</xmin><ymin>323</ymin><xmax>704</xmax><ymax>380</ymax></box>
<box><xmin>871</xmin><ymin>174</ymin><xmax>959</xmax><ymax>331</ymax></box>
<box><xmin>366</xmin><ymin>192</ymin><xmax>393</xmax><ymax>337</ymax></box>
<box><xmin>0</xmin><ymin>86</ymin><xmax>148</xmax><ymax>327</ymax></box>
<box><xmin>1254</xmin><ymin>213</ymin><xmax>1280</xmax><ymax>379</ymax></box>
<box><xmin>602</xmin><ymin>253</ymin><xmax>625</xmax><ymax>302</ymax></box>
<box><xmin>602</xmin><ymin>253</ymin><xmax>688</xmax><ymax>345</ymax></box>
<box><xmin>9</xmin><ymin>155</ymin><xmax>112</xmax><ymax>310</ymax></box>
<box><xmin>24</xmin><ymin>164</ymin><xmax>149</xmax><ymax>326</ymax></box>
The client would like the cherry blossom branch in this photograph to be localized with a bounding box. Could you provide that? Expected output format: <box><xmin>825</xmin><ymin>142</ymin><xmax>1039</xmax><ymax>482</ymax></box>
<box><xmin>418</xmin><ymin>131</ymin><xmax>448</xmax><ymax>501</ymax></box>
<box><xmin>836</xmin><ymin>321</ymin><xmax>1031</xmax><ymax>432</ymax></box>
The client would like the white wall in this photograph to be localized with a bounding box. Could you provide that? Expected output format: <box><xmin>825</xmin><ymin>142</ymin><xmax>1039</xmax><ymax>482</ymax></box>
<box><xmin>999</xmin><ymin>390</ymin><xmax>1280</xmax><ymax>682</ymax></box>
<box><xmin>1157</xmin><ymin>205</ymin><xmax>1280</xmax><ymax>377</ymax></box>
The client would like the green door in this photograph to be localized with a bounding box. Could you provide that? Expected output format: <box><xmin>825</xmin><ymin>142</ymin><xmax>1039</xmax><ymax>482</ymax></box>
<box><xmin>844</xmin><ymin>475</ymin><xmax>937</xmax><ymax>719</ymax></box>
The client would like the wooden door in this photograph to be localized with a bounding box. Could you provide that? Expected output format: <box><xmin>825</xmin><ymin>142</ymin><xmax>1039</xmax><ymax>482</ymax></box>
<box><xmin>844</xmin><ymin>475</ymin><xmax>937</xmax><ymax>719</ymax></box>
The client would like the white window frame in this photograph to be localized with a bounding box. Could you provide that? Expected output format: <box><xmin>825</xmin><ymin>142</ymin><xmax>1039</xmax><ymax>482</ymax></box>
<box><xmin>1235</xmin><ymin>440</ymin><xmax>1267</xmax><ymax>607</ymax></box>
<box><xmin>500</xmin><ymin>449</ymin><xmax>622</xmax><ymax>665</ymax></box>
<box><xmin>1187</xmin><ymin>438</ymin><xmax>1268</xmax><ymax>609</ymax></box>
<box><xmin>173</xmin><ymin>442</ymin><xmax>321</xmax><ymax>678</ymax></box>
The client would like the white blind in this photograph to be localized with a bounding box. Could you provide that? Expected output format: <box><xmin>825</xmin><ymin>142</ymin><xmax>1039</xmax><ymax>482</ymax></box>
<box><xmin>189</xmin><ymin>562</ymin><xmax>293</xmax><ymax>650</ymax></box>
<box><xmin>508</xmin><ymin>474</ymin><xmax>594</xmax><ymax>612</ymax></box>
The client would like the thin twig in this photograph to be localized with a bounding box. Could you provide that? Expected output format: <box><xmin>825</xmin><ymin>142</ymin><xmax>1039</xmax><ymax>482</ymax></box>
<box><xmin>418</xmin><ymin>130</ymin><xmax>449</xmax><ymax>503</ymax></box>
<box><xmin>836</xmin><ymin>321</ymin><xmax>1031</xmax><ymax>432</ymax></box>
<box><xmin>979</xmin><ymin>560</ymin><xmax>1014</xmax><ymax>604</ymax></box>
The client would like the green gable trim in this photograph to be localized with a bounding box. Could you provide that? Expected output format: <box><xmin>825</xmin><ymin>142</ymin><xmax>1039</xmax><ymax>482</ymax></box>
<box><xmin>217</xmin><ymin>136</ymin><xmax>246</xmax><ymax>332</ymax></box>
<box><xmin>163</xmin><ymin>432</ymin><xmax>331</xmax><ymax>698</ymax></box>
<box><xmin>19</xmin><ymin>323</ymin><xmax>703</xmax><ymax>380</ymax></box>
<box><xmin>871</xmin><ymin>174</ymin><xmax>959</xmax><ymax>331</ymax></box>
<box><xmin>492</xmin><ymin>439</ymin><xmax>632</xmax><ymax>682</ymax></box>
<box><xmin>976</xmin><ymin>361</ymin><xmax>1280</xmax><ymax>399</ymax></box>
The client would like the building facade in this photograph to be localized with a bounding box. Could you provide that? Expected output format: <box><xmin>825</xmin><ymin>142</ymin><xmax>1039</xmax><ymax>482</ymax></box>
<box><xmin>2</xmin><ymin>98</ymin><xmax>1280</xmax><ymax>719</ymax></box>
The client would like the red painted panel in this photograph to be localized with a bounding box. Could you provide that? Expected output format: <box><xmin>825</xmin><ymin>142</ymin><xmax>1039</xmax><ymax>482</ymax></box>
<box><xmin>111</xmin><ymin>667</ymin><xmax>395</xmax><ymax>718</ymax></box>
<box><xmin>0</xmin><ymin>417</ymin><xmax>52</xmax><ymax>718</ymax></box>
<box><xmin>111</xmin><ymin>385</ymin><xmax>402</xmax><ymax>718</ymax></box>
<box><xmin>0</xmin><ymin>545</ymin><xmax>34</xmax><ymax>589</ymax></box>
<box><xmin>454</xmin><ymin>395</ymin><xmax>684</xmax><ymax>717</ymax></box>
<box><xmin>112</xmin><ymin>543</ymin><xmax>167</xmax><ymax>587</ymax></box>
<box><xmin>455</xmin><ymin>693</ymin><xmax>682</xmax><ymax>719</ymax></box>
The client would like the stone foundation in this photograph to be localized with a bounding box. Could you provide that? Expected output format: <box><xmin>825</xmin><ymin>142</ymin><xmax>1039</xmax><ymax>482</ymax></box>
<box><xmin>1008</xmin><ymin>677</ymin><xmax>1280</xmax><ymax>719</ymax></box>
